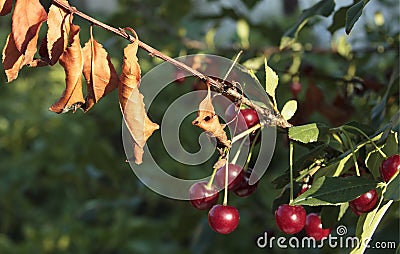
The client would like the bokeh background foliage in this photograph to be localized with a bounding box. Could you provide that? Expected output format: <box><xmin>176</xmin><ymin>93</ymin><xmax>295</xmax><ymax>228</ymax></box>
<box><xmin>0</xmin><ymin>0</ymin><xmax>398</xmax><ymax>253</ymax></box>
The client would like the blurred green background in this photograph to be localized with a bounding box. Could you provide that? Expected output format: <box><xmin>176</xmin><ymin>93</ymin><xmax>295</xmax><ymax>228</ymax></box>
<box><xmin>0</xmin><ymin>0</ymin><xmax>398</xmax><ymax>253</ymax></box>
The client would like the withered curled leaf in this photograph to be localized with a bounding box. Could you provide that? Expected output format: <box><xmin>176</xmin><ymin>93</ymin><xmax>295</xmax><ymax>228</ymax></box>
<box><xmin>11</xmin><ymin>0</ymin><xmax>47</xmax><ymax>53</ymax></box>
<box><xmin>0</xmin><ymin>0</ymin><xmax>12</xmax><ymax>16</ymax></box>
<box><xmin>2</xmin><ymin>28</ymin><xmax>45</xmax><ymax>82</ymax></box>
<box><xmin>2</xmin><ymin>33</ymin><xmax>24</xmax><ymax>82</ymax></box>
<box><xmin>49</xmin><ymin>23</ymin><xmax>85</xmax><ymax>114</ymax></box>
<box><xmin>47</xmin><ymin>0</ymin><xmax>71</xmax><ymax>65</ymax></box>
<box><xmin>119</xmin><ymin>38</ymin><xmax>159</xmax><ymax>164</ymax></box>
<box><xmin>192</xmin><ymin>86</ymin><xmax>231</xmax><ymax>148</ymax></box>
<box><xmin>82</xmin><ymin>37</ymin><xmax>119</xmax><ymax>112</ymax></box>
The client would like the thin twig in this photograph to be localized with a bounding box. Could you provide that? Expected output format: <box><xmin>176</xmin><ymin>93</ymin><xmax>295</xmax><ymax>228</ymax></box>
<box><xmin>52</xmin><ymin>0</ymin><xmax>292</xmax><ymax>129</ymax></box>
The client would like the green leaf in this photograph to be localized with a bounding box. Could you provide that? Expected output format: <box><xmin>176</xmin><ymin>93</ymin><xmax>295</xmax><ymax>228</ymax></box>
<box><xmin>328</xmin><ymin>139</ymin><xmax>344</xmax><ymax>153</ymax></box>
<box><xmin>338</xmin><ymin>202</ymin><xmax>349</xmax><ymax>221</ymax></box>
<box><xmin>345</xmin><ymin>0</ymin><xmax>370</xmax><ymax>34</ymax></box>
<box><xmin>204</xmin><ymin>27</ymin><xmax>216</xmax><ymax>49</ymax></box>
<box><xmin>385</xmin><ymin>173</ymin><xmax>400</xmax><ymax>201</ymax></box>
<box><xmin>289</xmin><ymin>123</ymin><xmax>328</xmax><ymax>143</ymax></box>
<box><xmin>281</xmin><ymin>100</ymin><xmax>297</xmax><ymax>121</ymax></box>
<box><xmin>242</xmin><ymin>56</ymin><xmax>264</xmax><ymax>71</ymax></box>
<box><xmin>280</xmin><ymin>0</ymin><xmax>335</xmax><ymax>48</ymax></box>
<box><xmin>336</xmin><ymin>36</ymin><xmax>353</xmax><ymax>59</ymax></box>
<box><xmin>350</xmin><ymin>200</ymin><xmax>393</xmax><ymax>254</ymax></box>
<box><xmin>264</xmin><ymin>59</ymin><xmax>279</xmax><ymax>106</ymax></box>
<box><xmin>328</xmin><ymin>5</ymin><xmax>351</xmax><ymax>34</ymax></box>
<box><xmin>237</xmin><ymin>19</ymin><xmax>250</xmax><ymax>49</ymax></box>
<box><xmin>292</xmin><ymin>176</ymin><xmax>378</xmax><ymax>206</ymax></box>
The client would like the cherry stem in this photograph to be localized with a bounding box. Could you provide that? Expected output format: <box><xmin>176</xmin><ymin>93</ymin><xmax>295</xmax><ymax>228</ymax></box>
<box><xmin>342</xmin><ymin>131</ymin><xmax>360</xmax><ymax>176</ymax></box>
<box><xmin>207</xmin><ymin>167</ymin><xmax>218</xmax><ymax>190</ymax></box>
<box><xmin>243</xmin><ymin>129</ymin><xmax>261</xmax><ymax>172</ymax></box>
<box><xmin>342</xmin><ymin>126</ymin><xmax>387</xmax><ymax>159</ymax></box>
<box><xmin>231</xmin><ymin>124</ymin><xmax>261</xmax><ymax>144</ymax></box>
<box><xmin>231</xmin><ymin>137</ymin><xmax>246</xmax><ymax>165</ymax></box>
<box><xmin>223</xmin><ymin>151</ymin><xmax>230</xmax><ymax>206</ymax></box>
<box><xmin>289</xmin><ymin>141</ymin><xmax>294</xmax><ymax>204</ymax></box>
<box><xmin>51</xmin><ymin>0</ymin><xmax>292</xmax><ymax>129</ymax></box>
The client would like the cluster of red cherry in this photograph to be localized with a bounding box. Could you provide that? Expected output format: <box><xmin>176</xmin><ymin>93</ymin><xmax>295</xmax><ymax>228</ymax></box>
<box><xmin>275</xmin><ymin>154</ymin><xmax>399</xmax><ymax>240</ymax></box>
<box><xmin>188</xmin><ymin>107</ymin><xmax>261</xmax><ymax>234</ymax></box>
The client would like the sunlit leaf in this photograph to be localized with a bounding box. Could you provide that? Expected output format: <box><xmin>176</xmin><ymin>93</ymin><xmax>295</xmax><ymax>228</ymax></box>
<box><xmin>289</xmin><ymin>123</ymin><xmax>328</xmax><ymax>143</ymax></box>
<box><xmin>242</xmin><ymin>56</ymin><xmax>264</xmax><ymax>70</ymax></box>
<box><xmin>11</xmin><ymin>0</ymin><xmax>47</xmax><ymax>53</ymax></box>
<box><xmin>237</xmin><ymin>19</ymin><xmax>249</xmax><ymax>49</ymax></box>
<box><xmin>82</xmin><ymin>37</ymin><xmax>119</xmax><ymax>112</ymax></box>
<box><xmin>49</xmin><ymin>24</ymin><xmax>85</xmax><ymax>113</ymax></box>
<box><xmin>119</xmin><ymin>39</ymin><xmax>159</xmax><ymax>164</ymax></box>
<box><xmin>336</xmin><ymin>36</ymin><xmax>352</xmax><ymax>59</ymax></box>
<box><xmin>281</xmin><ymin>100</ymin><xmax>297</xmax><ymax>121</ymax></box>
<box><xmin>350</xmin><ymin>200</ymin><xmax>393</xmax><ymax>254</ymax></box>
<box><xmin>192</xmin><ymin>86</ymin><xmax>230</xmax><ymax>148</ymax></box>
<box><xmin>264</xmin><ymin>59</ymin><xmax>278</xmax><ymax>106</ymax></box>
<box><xmin>2</xmin><ymin>33</ymin><xmax>24</xmax><ymax>82</ymax></box>
<box><xmin>47</xmin><ymin>0</ymin><xmax>71</xmax><ymax>65</ymax></box>
<box><xmin>0</xmin><ymin>0</ymin><xmax>12</xmax><ymax>16</ymax></box>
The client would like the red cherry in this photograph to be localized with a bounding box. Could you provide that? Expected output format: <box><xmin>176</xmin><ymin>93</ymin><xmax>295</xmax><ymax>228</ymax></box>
<box><xmin>274</xmin><ymin>204</ymin><xmax>306</xmax><ymax>234</ymax></box>
<box><xmin>233</xmin><ymin>169</ymin><xmax>259</xmax><ymax>197</ymax></box>
<box><xmin>240</xmin><ymin>108</ymin><xmax>259</xmax><ymax>128</ymax></box>
<box><xmin>380</xmin><ymin>154</ymin><xmax>400</xmax><ymax>182</ymax></box>
<box><xmin>290</xmin><ymin>82</ymin><xmax>302</xmax><ymax>98</ymax></box>
<box><xmin>224</xmin><ymin>104</ymin><xmax>247</xmax><ymax>135</ymax></box>
<box><xmin>215</xmin><ymin>164</ymin><xmax>244</xmax><ymax>191</ymax></box>
<box><xmin>305</xmin><ymin>213</ymin><xmax>331</xmax><ymax>241</ymax></box>
<box><xmin>189</xmin><ymin>182</ymin><xmax>219</xmax><ymax>210</ymax></box>
<box><xmin>349</xmin><ymin>189</ymin><xmax>378</xmax><ymax>214</ymax></box>
<box><xmin>208</xmin><ymin>205</ymin><xmax>240</xmax><ymax>234</ymax></box>
<box><xmin>350</xmin><ymin>206</ymin><xmax>362</xmax><ymax>216</ymax></box>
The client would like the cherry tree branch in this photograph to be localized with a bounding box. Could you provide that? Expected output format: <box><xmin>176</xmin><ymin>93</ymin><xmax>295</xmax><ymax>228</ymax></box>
<box><xmin>52</xmin><ymin>0</ymin><xmax>292</xmax><ymax>129</ymax></box>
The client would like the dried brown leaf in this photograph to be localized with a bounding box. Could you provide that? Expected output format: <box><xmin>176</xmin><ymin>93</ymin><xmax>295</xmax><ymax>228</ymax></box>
<box><xmin>2</xmin><ymin>33</ymin><xmax>23</xmax><ymax>82</ymax></box>
<box><xmin>119</xmin><ymin>41</ymin><xmax>141</xmax><ymax>110</ymax></box>
<box><xmin>123</xmin><ymin>89</ymin><xmax>159</xmax><ymax>164</ymax></box>
<box><xmin>119</xmin><ymin>40</ymin><xmax>159</xmax><ymax>164</ymax></box>
<box><xmin>2</xmin><ymin>21</ymin><xmax>45</xmax><ymax>82</ymax></box>
<box><xmin>49</xmin><ymin>23</ymin><xmax>85</xmax><ymax>113</ymax></box>
<box><xmin>47</xmin><ymin>1</ymin><xmax>71</xmax><ymax>65</ymax></box>
<box><xmin>192</xmin><ymin>87</ymin><xmax>230</xmax><ymax>147</ymax></box>
<box><xmin>82</xmin><ymin>38</ymin><xmax>118</xmax><ymax>112</ymax></box>
<box><xmin>0</xmin><ymin>0</ymin><xmax>12</xmax><ymax>16</ymax></box>
<box><xmin>11</xmin><ymin>0</ymin><xmax>47</xmax><ymax>53</ymax></box>
<box><xmin>22</xmin><ymin>24</ymin><xmax>44</xmax><ymax>66</ymax></box>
